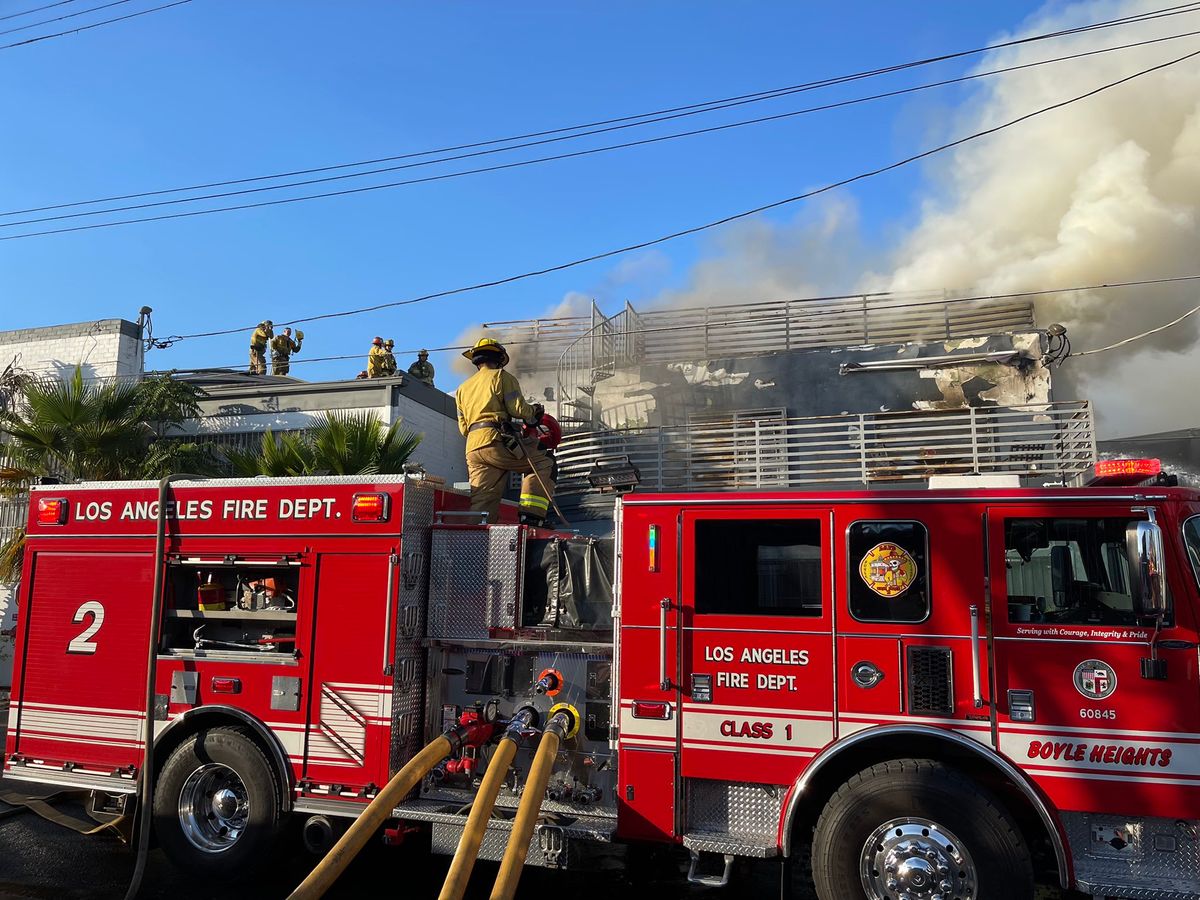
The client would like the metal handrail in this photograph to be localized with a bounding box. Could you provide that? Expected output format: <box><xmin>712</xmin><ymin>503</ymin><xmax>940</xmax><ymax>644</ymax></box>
<box><xmin>547</xmin><ymin>292</ymin><xmax>1035</xmax><ymax>416</ymax></box>
<box><xmin>552</xmin><ymin>401</ymin><xmax>1094</xmax><ymax>495</ymax></box>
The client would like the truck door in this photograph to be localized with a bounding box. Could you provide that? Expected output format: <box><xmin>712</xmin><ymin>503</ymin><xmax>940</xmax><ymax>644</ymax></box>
<box><xmin>678</xmin><ymin>506</ymin><xmax>834</xmax><ymax>787</ymax></box>
<box><xmin>834</xmin><ymin>505</ymin><xmax>993</xmax><ymax>746</ymax></box>
<box><xmin>303</xmin><ymin>551</ymin><xmax>399</xmax><ymax>795</ymax></box>
<box><xmin>988</xmin><ymin>504</ymin><xmax>1200</xmax><ymax>819</ymax></box>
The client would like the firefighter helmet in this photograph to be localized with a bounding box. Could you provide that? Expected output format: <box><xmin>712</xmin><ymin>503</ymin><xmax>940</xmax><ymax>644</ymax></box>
<box><xmin>372</xmin><ymin>336</ymin><xmax>383</xmax><ymax>346</ymax></box>
<box><xmin>462</xmin><ymin>337</ymin><xmax>509</xmax><ymax>368</ymax></box>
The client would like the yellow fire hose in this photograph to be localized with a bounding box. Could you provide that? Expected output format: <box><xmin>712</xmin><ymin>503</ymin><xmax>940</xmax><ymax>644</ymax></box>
<box><xmin>489</xmin><ymin>706</ymin><xmax>578</xmax><ymax>900</ymax></box>
<box><xmin>289</xmin><ymin>735</ymin><xmax>453</xmax><ymax>900</ymax></box>
<box><xmin>438</xmin><ymin>709</ymin><xmax>536</xmax><ymax>900</ymax></box>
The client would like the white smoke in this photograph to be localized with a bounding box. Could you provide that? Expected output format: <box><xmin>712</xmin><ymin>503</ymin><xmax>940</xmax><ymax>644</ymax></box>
<box><xmin>872</xmin><ymin>0</ymin><xmax>1200</xmax><ymax>436</ymax></box>
<box><xmin>653</xmin><ymin>198</ymin><xmax>867</xmax><ymax>309</ymax></box>
<box><xmin>644</xmin><ymin>0</ymin><xmax>1200</xmax><ymax>437</ymax></box>
<box><xmin>450</xmin><ymin>292</ymin><xmax>593</xmax><ymax>377</ymax></box>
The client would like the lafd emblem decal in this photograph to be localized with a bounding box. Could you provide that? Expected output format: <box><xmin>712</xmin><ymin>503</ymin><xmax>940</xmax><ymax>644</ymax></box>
<box><xmin>858</xmin><ymin>542</ymin><xmax>918</xmax><ymax>597</ymax></box>
<box><xmin>1073</xmin><ymin>659</ymin><xmax>1117</xmax><ymax>701</ymax></box>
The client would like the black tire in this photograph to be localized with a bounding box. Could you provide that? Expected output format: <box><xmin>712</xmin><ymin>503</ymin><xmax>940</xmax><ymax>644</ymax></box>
<box><xmin>153</xmin><ymin>726</ymin><xmax>283</xmax><ymax>877</ymax></box>
<box><xmin>810</xmin><ymin>758</ymin><xmax>1033</xmax><ymax>900</ymax></box>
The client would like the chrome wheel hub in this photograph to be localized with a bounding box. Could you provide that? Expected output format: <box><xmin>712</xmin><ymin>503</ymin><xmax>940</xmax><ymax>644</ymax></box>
<box><xmin>860</xmin><ymin>818</ymin><xmax>976</xmax><ymax>900</ymax></box>
<box><xmin>178</xmin><ymin>763</ymin><xmax>250</xmax><ymax>853</ymax></box>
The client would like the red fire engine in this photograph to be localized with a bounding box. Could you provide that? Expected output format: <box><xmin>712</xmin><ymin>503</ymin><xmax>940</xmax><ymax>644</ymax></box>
<box><xmin>4</xmin><ymin>462</ymin><xmax>1199</xmax><ymax>899</ymax></box>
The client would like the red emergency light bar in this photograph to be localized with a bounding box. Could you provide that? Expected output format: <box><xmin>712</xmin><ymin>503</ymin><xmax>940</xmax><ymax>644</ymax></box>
<box><xmin>36</xmin><ymin>497</ymin><xmax>68</xmax><ymax>526</ymax></box>
<box><xmin>351</xmin><ymin>492</ymin><xmax>391</xmax><ymax>523</ymax></box>
<box><xmin>1089</xmin><ymin>458</ymin><xmax>1163</xmax><ymax>486</ymax></box>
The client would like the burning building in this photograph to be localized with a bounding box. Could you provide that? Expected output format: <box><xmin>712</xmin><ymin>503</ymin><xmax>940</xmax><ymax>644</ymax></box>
<box><xmin>481</xmin><ymin>289</ymin><xmax>1095</xmax><ymax>517</ymax></box>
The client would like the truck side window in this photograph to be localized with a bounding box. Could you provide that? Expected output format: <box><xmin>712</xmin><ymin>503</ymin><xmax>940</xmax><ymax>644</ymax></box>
<box><xmin>694</xmin><ymin>519</ymin><xmax>823</xmax><ymax>616</ymax></box>
<box><xmin>1185</xmin><ymin>517</ymin><xmax>1200</xmax><ymax>590</ymax></box>
<box><xmin>1005</xmin><ymin>518</ymin><xmax>1141</xmax><ymax>625</ymax></box>
<box><xmin>847</xmin><ymin>521</ymin><xmax>930</xmax><ymax>623</ymax></box>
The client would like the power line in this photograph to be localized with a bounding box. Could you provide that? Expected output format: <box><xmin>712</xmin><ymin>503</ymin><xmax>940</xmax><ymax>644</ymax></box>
<box><xmin>0</xmin><ymin>1</ymin><xmax>83</xmax><ymax>24</ymax></box>
<box><xmin>0</xmin><ymin>0</ymin><xmax>131</xmax><ymax>37</ymax></box>
<box><xmin>7</xmin><ymin>29</ymin><xmax>1200</xmax><ymax>241</ymax></box>
<box><xmin>152</xmin><ymin>46</ymin><xmax>1200</xmax><ymax>342</ymax></box>
<box><xmin>3</xmin><ymin>1</ymin><xmax>1197</xmax><ymax>218</ymax></box>
<box><xmin>1073</xmin><ymin>302</ymin><xmax>1200</xmax><ymax>356</ymax></box>
<box><xmin>155</xmin><ymin>274</ymin><xmax>1200</xmax><ymax>370</ymax></box>
<box><xmin>0</xmin><ymin>0</ymin><xmax>192</xmax><ymax>51</ymax></box>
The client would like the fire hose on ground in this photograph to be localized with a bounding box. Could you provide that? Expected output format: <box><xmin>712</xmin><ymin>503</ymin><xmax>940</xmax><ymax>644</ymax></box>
<box><xmin>489</xmin><ymin>705</ymin><xmax>579</xmax><ymax>900</ymax></box>
<box><xmin>288</xmin><ymin>715</ymin><xmax>495</xmax><ymax>900</ymax></box>
<box><xmin>438</xmin><ymin>707</ymin><xmax>538</xmax><ymax>900</ymax></box>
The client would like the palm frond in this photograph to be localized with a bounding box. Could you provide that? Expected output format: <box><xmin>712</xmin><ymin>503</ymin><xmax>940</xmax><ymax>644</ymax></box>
<box><xmin>0</xmin><ymin>524</ymin><xmax>26</xmax><ymax>584</ymax></box>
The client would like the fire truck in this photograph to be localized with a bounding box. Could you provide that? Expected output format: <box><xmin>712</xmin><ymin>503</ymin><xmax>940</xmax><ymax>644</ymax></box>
<box><xmin>4</xmin><ymin>461</ymin><xmax>1199</xmax><ymax>900</ymax></box>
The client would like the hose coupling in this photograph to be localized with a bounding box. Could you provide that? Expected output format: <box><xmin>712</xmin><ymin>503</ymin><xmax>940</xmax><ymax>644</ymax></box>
<box><xmin>445</xmin><ymin>716</ymin><xmax>497</xmax><ymax>755</ymax></box>
<box><xmin>503</xmin><ymin>706</ymin><xmax>540</xmax><ymax>742</ymax></box>
<box><xmin>534</xmin><ymin>668</ymin><xmax>563</xmax><ymax>696</ymax></box>
<box><xmin>546</xmin><ymin>703</ymin><xmax>581</xmax><ymax>740</ymax></box>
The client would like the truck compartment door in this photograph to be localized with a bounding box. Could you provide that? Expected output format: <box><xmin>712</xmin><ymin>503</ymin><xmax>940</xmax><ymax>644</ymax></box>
<box><xmin>11</xmin><ymin>551</ymin><xmax>154</xmax><ymax>772</ymax></box>
<box><xmin>303</xmin><ymin>552</ymin><xmax>397</xmax><ymax>795</ymax></box>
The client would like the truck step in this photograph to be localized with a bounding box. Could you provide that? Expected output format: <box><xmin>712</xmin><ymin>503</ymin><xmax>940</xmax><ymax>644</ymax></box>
<box><xmin>683</xmin><ymin>833</ymin><xmax>779</xmax><ymax>859</ymax></box>
<box><xmin>1076</xmin><ymin>877</ymin><xmax>1200</xmax><ymax>900</ymax></box>
<box><xmin>686</xmin><ymin>849</ymin><xmax>734</xmax><ymax>888</ymax></box>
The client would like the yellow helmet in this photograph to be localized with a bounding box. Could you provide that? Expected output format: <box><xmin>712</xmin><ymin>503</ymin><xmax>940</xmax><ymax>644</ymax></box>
<box><xmin>462</xmin><ymin>337</ymin><xmax>509</xmax><ymax>367</ymax></box>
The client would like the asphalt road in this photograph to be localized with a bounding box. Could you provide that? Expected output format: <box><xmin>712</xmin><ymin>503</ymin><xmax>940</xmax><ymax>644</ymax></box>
<box><xmin>0</xmin><ymin>711</ymin><xmax>1077</xmax><ymax>900</ymax></box>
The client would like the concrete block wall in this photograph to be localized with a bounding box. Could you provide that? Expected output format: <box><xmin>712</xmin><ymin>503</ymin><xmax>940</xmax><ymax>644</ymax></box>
<box><xmin>0</xmin><ymin>319</ymin><xmax>143</xmax><ymax>381</ymax></box>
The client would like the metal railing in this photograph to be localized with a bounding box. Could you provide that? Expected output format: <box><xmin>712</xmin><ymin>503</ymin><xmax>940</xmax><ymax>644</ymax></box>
<box><xmin>547</xmin><ymin>292</ymin><xmax>1035</xmax><ymax>416</ymax></box>
<box><xmin>480</xmin><ymin>315</ymin><xmax>593</xmax><ymax>376</ymax></box>
<box><xmin>552</xmin><ymin>401</ymin><xmax>1095</xmax><ymax>495</ymax></box>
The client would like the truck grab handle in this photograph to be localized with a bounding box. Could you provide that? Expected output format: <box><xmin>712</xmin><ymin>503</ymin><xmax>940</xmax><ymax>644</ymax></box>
<box><xmin>969</xmin><ymin>604</ymin><xmax>982</xmax><ymax>708</ymax></box>
<box><xmin>659</xmin><ymin>599</ymin><xmax>671</xmax><ymax>691</ymax></box>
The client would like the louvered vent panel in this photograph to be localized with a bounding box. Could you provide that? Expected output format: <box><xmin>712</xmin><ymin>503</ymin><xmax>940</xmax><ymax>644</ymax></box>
<box><xmin>907</xmin><ymin>646</ymin><xmax>954</xmax><ymax>716</ymax></box>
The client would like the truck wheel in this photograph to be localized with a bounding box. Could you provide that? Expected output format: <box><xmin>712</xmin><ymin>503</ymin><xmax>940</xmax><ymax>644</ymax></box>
<box><xmin>153</xmin><ymin>726</ymin><xmax>283</xmax><ymax>876</ymax></box>
<box><xmin>810</xmin><ymin>758</ymin><xmax>1032</xmax><ymax>900</ymax></box>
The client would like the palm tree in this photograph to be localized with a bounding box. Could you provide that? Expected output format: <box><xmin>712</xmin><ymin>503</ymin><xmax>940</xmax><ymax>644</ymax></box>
<box><xmin>227</xmin><ymin>411</ymin><xmax>423</xmax><ymax>477</ymax></box>
<box><xmin>0</xmin><ymin>368</ymin><xmax>218</xmax><ymax>581</ymax></box>
<box><xmin>225</xmin><ymin>429</ymin><xmax>315</xmax><ymax>477</ymax></box>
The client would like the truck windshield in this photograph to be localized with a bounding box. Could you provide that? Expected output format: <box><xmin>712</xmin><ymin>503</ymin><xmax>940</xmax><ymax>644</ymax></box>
<box><xmin>1185</xmin><ymin>516</ymin><xmax>1200</xmax><ymax>590</ymax></box>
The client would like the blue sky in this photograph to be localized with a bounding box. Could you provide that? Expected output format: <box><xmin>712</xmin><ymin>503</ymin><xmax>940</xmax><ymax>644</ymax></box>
<box><xmin>0</xmin><ymin>0</ymin><xmax>1050</xmax><ymax>384</ymax></box>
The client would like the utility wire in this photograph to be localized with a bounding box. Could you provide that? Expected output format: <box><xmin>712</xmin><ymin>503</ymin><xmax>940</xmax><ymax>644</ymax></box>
<box><xmin>0</xmin><ymin>0</ymin><xmax>191</xmax><ymax>51</ymax></box>
<box><xmin>0</xmin><ymin>0</ymin><xmax>83</xmax><ymax>24</ymax></box>
<box><xmin>3</xmin><ymin>0</ymin><xmax>1197</xmax><ymax>218</ymax></box>
<box><xmin>155</xmin><ymin>274</ymin><xmax>1200</xmax><ymax>369</ymax></box>
<box><xmin>5</xmin><ymin>28</ymin><xmax>1198</xmax><ymax>233</ymax></box>
<box><xmin>1073</xmin><ymin>302</ymin><xmax>1200</xmax><ymax>356</ymax></box>
<box><xmin>0</xmin><ymin>0</ymin><xmax>131</xmax><ymax>37</ymax></box>
<box><xmin>154</xmin><ymin>46</ymin><xmax>1200</xmax><ymax>342</ymax></box>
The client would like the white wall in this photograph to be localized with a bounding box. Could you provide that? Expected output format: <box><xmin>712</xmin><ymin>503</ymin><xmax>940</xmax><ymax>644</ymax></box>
<box><xmin>0</xmin><ymin>319</ymin><xmax>143</xmax><ymax>381</ymax></box>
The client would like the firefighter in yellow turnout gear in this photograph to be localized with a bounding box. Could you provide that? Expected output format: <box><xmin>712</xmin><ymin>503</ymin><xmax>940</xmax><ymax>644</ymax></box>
<box><xmin>249</xmin><ymin>320</ymin><xmax>273</xmax><ymax>375</ymax></box>
<box><xmin>367</xmin><ymin>337</ymin><xmax>389</xmax><ymax>378</ymax></box>
<box><xmin>270</xmin><ymin>327</ymin><xmax>302</xmax><ymax>376</ymax></box>
<box><xmin>455</xmin><ymin>338</ymin><xmax>556</xmax><ymax>525</ymax></box>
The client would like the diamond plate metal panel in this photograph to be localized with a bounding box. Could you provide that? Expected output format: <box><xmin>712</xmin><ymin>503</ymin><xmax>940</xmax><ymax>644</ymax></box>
<box><xmin>682</xmin><ymin>835</ymin><xmax>778</xmax><ymax>858</ymax></box>
<box><xmin>685</xmin><ymin>779</ymin><xmax>783</xmax><ymax>845</ymax></box>
<box><xmin>427</xmin><ymin>525</ymin><xmax>523</xmax><ymax>639</ymax></box>
<box><xmin>428</xmin><ymin>819</ymin><xmax>597</xmax><ymax>869</ymax></box>
<box><xmin>1065</xmin><ymin>811</ymin><xmax>1200</xmax><ymax>898</ymax></box>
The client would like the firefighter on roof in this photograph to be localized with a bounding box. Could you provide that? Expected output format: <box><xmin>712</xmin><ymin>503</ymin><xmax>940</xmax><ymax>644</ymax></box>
<box><xmin>455</xmin><ymin>338</ymin><xmax>556</xmax><ymax>525</ymax></box>
<box><xmin>367</xmin><ymin>336</ymin><xmax>389</xmax><ymax>378</ymax></box>
<box><xmin>382</xmin><ymin>339</ymin><xmax>398</xmax><ymax>376</ymax></box>
<box><xmin>407</xmin><ymin>349</ymin><xmax>435</xmax><ymax>386</ymax></box>
<box><xmin>249</xmin><ymin>320</ymin><xmax>273</xmax><ymax>375</ymax></box>
<box><xmin>270</xmin><ymin>327</ymin><xmax>303</xmax><ymax>376</ymax></box>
